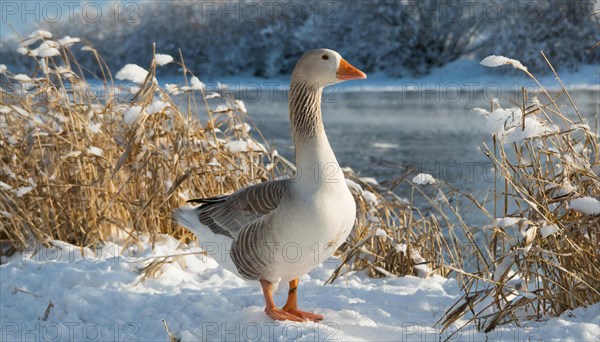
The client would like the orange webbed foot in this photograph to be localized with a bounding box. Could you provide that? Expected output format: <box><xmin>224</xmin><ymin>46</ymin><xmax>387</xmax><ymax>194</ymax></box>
<box><xmin>283</xmin><ymin>307</ymin><xmax>324</xmax><ymax>322</ymax></box>
<box><xmin>264</xmin><ymin>306</ymin><xmax>306</xmax><ymax>322</ymax></box>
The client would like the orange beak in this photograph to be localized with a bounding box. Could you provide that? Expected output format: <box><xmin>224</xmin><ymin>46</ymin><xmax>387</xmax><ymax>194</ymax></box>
<box><xmin>336</xmin><ymin>58</ymin><xmax>367</xmax><ymax>80</ymax></box>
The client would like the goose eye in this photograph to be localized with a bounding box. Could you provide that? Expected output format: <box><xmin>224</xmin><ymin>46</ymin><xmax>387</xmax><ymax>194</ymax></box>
<box><xmin>322</xmin><ymin>55</ymin><xmax>329</xmax><ymax>60</ymax></box>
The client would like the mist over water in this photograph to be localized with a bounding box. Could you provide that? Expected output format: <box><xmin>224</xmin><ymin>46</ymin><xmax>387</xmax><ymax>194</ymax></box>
<box><xmin>228</xmin><ymin>89</ymin><xmax>599</xmax><ymax>225</ymax></box>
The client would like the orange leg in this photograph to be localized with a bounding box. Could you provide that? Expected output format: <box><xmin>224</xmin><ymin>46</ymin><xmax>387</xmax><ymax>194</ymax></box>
<box><xmin>282</xmin><ymin>278</ymin><xmax>324</xmax><ymax>322</ymax></box>
<box><xmin>260</xmin><ymin>279</ymin><xmax>304</xmax><ymax>322</ymax></box>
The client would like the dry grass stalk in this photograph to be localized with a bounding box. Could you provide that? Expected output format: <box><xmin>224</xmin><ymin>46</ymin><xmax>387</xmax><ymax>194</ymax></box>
<box><xmin>162</xmin><ymin>319</ymin><xmax>181</xmax><ymax>342</ymax></box>
<box><xmin>40</xmin><ymin>301</ymin><xmax>54</xmax><ymax>321</ymax></box>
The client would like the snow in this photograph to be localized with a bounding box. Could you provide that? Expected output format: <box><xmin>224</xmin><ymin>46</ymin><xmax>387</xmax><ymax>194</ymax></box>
<box><xmin>345</xmin><ymin>179</ymin><xmax>362</xmax><ymax>193</ymax></box>
<box><xmin>147</xmin><ymin>100</ymin><xmax>168</xmax><ymax>114</ymax></box>
<box><xmin>394</xmin><ymin>243</ymin><xmax>407</xmax><ymax>254</ymax></box>
<box><xmin>115</xmin><ymin>64</ymin><xmax>149</xmax><ymax>84</ymax></box>
<box><xmin>235</xmin><ymin>99</ymin><xmax>247</xmax><ymax>113</ymax></box>
<box><xmin>412</xmin><ymin>173</ymin><xmax>436</xmax><ymax>185</ymax></box>
<box><xmin>494</xmin><ymin>217</ymin><xmax>521</xmax><ymax>228</ymax></box>
<box><xmin>569</xmin><ymin>197</ymin><xmax>600</xmax><ymax>215</ymax></box>
<box><xmin>15</xmin><ymin>186</ymin><xmax>33</xmax><ymax>197</ymax></box>
<box><xmin>36</xmin><ymin>47</ymin><xmax>61</xmax><ymax>58</ymax></box>
<box><xmin>154</xmin><ymin>53</ymin><xmax>174</xmax><ymax>66</ymax></box>
<box><xmin>374</xmin><ymin>228</ymin><xmax>388</xmax><ymax>238</ymax></box>
<box><xmin>153</xmin><ymin>59</ymin><xmax>598</xmax><ymax>95</ymax></box>
<box><xmin>213</xmin><ymin>104</ymin><xmax>229</xmax><ymax>112</ymax></box>
<box><xmin>33</xmin><ymin>41</ymin><xmax>61</xmax><ymax>57</ymax></box>
<box><xmin>16</xmin><ymin>40</ymin><xmax>62</xmax><ymax>57</ymax></box>
<box><xmin>86</xmin><ymin>146</ymin><xmax>103</xmax><ymax>157</ymax></box>
<box><xmin>372</xmin><ymin>142</ymin><xmax>399</xmax><ymax>149</ymax></box>
<box><xmin>19</xmin><ymin>30</ymin><xmax>53</xmax><ymax>46</ymax></box>
<box><xmin>57</xmin><ymin>36</ymin><xmax>80</xmax><ymax>47</ymax></box>
<box><xmin>189</xmin><ymin>76</ymin><xmax>205</xmax><ymax>91</ymax></box>
<box><xmin>344</xmin><ymin>179</ymin><xmax>379</xmax><ymax>205</ymax></box>
<box><xmin>2</xmin><ymin>236</ymin><xmax>598</xmax><ymax>341</ymax></box>
<box><xmin>359</xmin><ymin>177</ymin><xmax>378</xmax><ymax>185</ymax></box>
<box><xmin>176</xmin><ymin>77</ymin><xmax>206</xmax><ymax>92</ymax></box>
<box><xmin>540</xmin><ymin>224</ymin><xmax>559</xmax><ymax>238</ymax></box>
<box><xmin>165</xmin><ymin>83</ymin><xmax>180</xmax><ymax>95</ymax></box>
<box><xmin>225</xmin><ymin>140</ymin><xmax>250</xmax><ymax>153</ymax></box>
<box><xmin>0</xmin><ymin>64</ymin><xmax>6</xmax><ymax>74</ymax></box>
<box><xmin>55</xmin><ymin>66</ymin><xmax>75</xmax><ymax>78</ymax></box>
<box><xmin>493</xmin><ymin>254</ymin><xmax>515</xmax><ymax>282</ymax></box>
<box><xmin>480</xmin><ymin>55</ymin><xmax>528</xmax><ymax>72</ymax></box>
<box><xmin>408</xmin><ymin>250</ymin><xmax>431</xmax><ymax>278</ymax></box>
<box><xmin>234</xmin><ymin>123</ymin><xmax>251</xmax><ymax>133</ymax></box>
<box><xmin>31</xmin><ymin>29</ymin><xmax>52</xmax><ymax>38</ymax></box>
<box><xmin>224</xmin><ymin>139</ymin><xmax>265</xmax><ymax>153</ymax></box>
<box><xmin>123</xmin><ymin>106</ymin><xmax>143</xmax><ymax>125</ymax></box>
<box><xmin>88</xmin><ymin>121</ymin><xmax>102</xmax><ymax>134</ymax></box>
<box><xmin>361</xmin><ymin>190</ymin><xmax>378</xmax><ymax>205</ymax></box>
<box><xmin>516</xmin><ymin>117</ymin><xmax>555</xmax><ymax>140</ymax></box>
<box><xmin>0</xmin><ymin>181</ymin><xmax>13</xmax><ymax>190</ymax></box>
<box><xmin>476</xmin><ymin>105</ymin><xmax>557</xmax><ymax>144</ymax></box>
<box><xmin>13</xmin><ymin>74</ymin><xmax>32</xmax><ymax>82</ymax></box>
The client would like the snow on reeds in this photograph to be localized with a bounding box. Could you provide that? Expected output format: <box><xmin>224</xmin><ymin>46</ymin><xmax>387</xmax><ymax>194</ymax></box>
<box><xmin>439</xmin><ymin>54</ymin><xmax>600</xmax><ymax>337</ymax></box>
<box><xmin>326</xmin><ymin>171</ymin><xmax>449</xmax><ymax>283</ymax></box>
<box><xmin>325</xmin><ymin>53</ymin><xmax>599</xmax><ymax>337</ymax></box>
<box><xmin>0</xmin><ymin>33</ymin><xmax>281</xmax><ymax>251</ymax></box>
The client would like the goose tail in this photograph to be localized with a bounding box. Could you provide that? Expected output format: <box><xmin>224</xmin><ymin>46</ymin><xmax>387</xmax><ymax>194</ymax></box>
<box><xmin>173</xmin><ymin>205</ymin><xmax>205</xmax><ymax>238</ymax></box>
<box><xmin>173</xmin><ymin>205</ymin><xmax>242</xmax><ymax>279</ymax></box>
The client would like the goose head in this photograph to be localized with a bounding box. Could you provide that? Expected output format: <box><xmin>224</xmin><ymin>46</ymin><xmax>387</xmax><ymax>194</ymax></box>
<box><xmin>291</xmin><ymin>48</ymin><xmax>366</xmax><ymax>87</ymax></box>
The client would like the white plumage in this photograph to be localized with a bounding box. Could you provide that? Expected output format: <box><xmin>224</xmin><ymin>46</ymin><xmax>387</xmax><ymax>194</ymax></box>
<box><xmin>174</xmin><ymin>48</ymin><xmax>366</xmax><ymax>321</ymax></box>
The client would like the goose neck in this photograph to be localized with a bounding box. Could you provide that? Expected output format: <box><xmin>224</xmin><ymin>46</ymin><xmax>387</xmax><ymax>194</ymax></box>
<box><xmin>289</xmin><ymin>79</ymin><xmax>341</xmax><ymax>184</ymax></box>
<box><xmin>289</xmin><ymin>80</ymin><xmax>325</xmax><ymax>145</ymax></box>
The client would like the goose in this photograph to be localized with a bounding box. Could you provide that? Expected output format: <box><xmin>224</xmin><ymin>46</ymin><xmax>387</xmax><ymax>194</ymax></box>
<box><xmin>174</xmin><ymin>48</ymin><xmax>366</xmax><ymax>322</ymax></box>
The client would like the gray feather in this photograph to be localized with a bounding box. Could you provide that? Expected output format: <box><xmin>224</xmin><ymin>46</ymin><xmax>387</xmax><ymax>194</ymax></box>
<box><xmin>193</xmin><ymin>179</ymin><xmax>290</xmax><ymax>239</ymax></box>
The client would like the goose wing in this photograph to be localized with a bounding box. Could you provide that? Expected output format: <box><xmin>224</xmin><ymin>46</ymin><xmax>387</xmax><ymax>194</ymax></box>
<box><xmin>187</xmin><ymin>179</ymin><xmax>290</xmax><ymax>239</ymax></box>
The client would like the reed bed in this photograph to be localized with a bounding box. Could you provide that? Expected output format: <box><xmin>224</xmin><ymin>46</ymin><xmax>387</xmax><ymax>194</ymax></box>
<box><xmin>327</xmin><ymin>53</ymin><xmax>600</xmax><ymax>337</ymax></box>
<box><xmin>0</xmin><ymin>31</ymin><xmax>278</xmax><ymax>253</ymax></box>
<box><xmin>439</xmin><ymin>55</ymin><xmax>600</xmax><ymax>337</ymax></box>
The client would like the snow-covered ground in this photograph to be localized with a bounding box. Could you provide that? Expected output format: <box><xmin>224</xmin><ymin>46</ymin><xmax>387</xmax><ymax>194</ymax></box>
<box><xmin>2</xmin><ymin>236</ymin><xmax>598</xmax><ymax>341</ymax></box>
